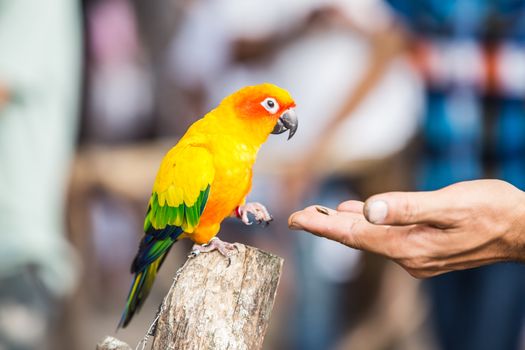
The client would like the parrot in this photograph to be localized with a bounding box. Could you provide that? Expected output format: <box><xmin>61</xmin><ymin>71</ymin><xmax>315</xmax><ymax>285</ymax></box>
<box><xmin>118</xmin><ymin>83</ymin><xmax>298</xmax><ymax>328</ymax></box>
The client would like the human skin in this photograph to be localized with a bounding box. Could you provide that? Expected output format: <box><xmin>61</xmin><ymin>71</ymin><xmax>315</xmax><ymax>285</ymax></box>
<box><xmin>288</xmin><ymin>179</ymin><xmax>525</xmax><ymax>278</ymax></box>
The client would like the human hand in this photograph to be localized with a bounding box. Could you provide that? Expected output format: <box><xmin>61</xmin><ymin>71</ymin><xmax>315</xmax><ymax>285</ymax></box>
<box><xmin>288</xmin><ymin>180</ymin><xmax>525</xmax><ymax>278</ymax></box>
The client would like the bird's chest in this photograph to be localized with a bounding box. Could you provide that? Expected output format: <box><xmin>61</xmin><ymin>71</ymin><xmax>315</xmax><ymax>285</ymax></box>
<box><xmin>211</xmin><ymin>143</ymin><xmax>257</xmax><ymax>207</ymax></box>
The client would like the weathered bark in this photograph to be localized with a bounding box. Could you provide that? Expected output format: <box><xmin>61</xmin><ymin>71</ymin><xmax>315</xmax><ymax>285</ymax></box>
<box><xmin>152</xmin><ymin>243</ymin><xmax>283</xmax><ymax>350</ymax></box>
<box><xmin>96</xmin><ymin>244</ymin><xmax>283</xmax><ymax>350</ymax></box>
<box><xmin>96</xmin><ymin>336</ymin><xmax>132</xmax><ymax>350</ymax></box>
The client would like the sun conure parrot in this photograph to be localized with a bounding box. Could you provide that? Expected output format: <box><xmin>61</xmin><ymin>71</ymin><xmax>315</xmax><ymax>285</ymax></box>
<box><xmin>118</xmin><ymin>83</ymin><xmax>298</xmax><ymax>328</ymax></box>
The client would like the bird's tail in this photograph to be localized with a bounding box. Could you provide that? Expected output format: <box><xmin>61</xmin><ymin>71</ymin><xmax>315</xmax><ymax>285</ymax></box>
<box><xmin>118</xmin><ymin>255</ymin><xmax>164</xmax><ymax>329</ymax></box>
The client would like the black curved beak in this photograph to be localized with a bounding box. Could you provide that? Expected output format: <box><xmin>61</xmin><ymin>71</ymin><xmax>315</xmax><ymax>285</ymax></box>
<box><xmin>271</xmin><ymin>108</ymin><xmax>298</xmax><ymax>140</ymax></box>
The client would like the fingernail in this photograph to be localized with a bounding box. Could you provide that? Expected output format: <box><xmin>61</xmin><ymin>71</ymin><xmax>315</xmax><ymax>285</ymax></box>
<box><xmin>289</xmin><ymin>220</ymin><xmax>303</xmax><ymax>230</ymax></box>
<box><xmin>288</xmin><ymin>214</ymin><xmax>303</xmax><ymax>230</ymax></box>
<box><xmin>366</xmin><ymin>200</ymin><xmax>388</xmax><ymax>224</ymax></box>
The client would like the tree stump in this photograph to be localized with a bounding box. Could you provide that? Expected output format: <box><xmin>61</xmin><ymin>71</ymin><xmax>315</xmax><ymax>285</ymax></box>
<box><xmin>152</xmin><ymin>243</ymin><xmax>283</xmax><ymax>350</ymax></box>
<box><xmin>96</xmin><ymin>244</ymin><xmax>284</xmax><ymax>350</ymax></box>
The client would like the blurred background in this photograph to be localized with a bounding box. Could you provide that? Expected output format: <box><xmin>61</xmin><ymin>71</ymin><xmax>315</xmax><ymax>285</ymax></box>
<box><xmin>1</xmin><ymin>0</ymin><xmax>525</xmax><ymax>349</ymax></box>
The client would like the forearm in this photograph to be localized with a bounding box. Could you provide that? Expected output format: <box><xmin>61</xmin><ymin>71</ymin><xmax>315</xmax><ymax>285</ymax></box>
<box><xmin>507</xmin><ymin>190</ymin><xmax>525</xmax><ymax>262</ymax></box>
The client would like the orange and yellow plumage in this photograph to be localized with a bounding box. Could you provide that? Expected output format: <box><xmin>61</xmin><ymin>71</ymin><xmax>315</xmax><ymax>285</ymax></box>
<box><xmin>119</xmin><ymin>83</ymin><xmax>296</xmax><ymax>327</ymax></box>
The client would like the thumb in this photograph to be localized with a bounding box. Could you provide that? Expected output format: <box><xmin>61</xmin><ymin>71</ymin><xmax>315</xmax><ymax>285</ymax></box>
<box><xmin>363</xmin><ymin>190</ymin><xmax>451</xmax><ymax>226</ymax></box>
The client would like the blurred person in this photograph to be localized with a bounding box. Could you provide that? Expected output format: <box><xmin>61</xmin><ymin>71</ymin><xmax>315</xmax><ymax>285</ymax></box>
<box><xmin>287</xmin><ymin>1</ymin><xmax>525</xmax><ymax>349</ymax></box>
<box><xmin>84</xmin><ymin>0</ymin><xmax>153</xmax><ymax>143</ymax></box>
<box><xmin>382</xmin><ymin>2</ymin><xmax>525</xmax><ymax>350</ymax></box>
<box><xmin>0</xmin><ymin>0</ymin><xmax>81</xmax><ymax>349</ymax></box>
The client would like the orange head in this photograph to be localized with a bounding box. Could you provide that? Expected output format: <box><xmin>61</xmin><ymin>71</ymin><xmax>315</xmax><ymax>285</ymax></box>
<box><xmin>220</xmin><ymin>83</ymin><xmax>298</xmax><ymax>142</ymax></box>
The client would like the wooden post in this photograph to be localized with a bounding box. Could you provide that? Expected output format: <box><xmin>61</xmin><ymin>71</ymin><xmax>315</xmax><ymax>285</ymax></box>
<box><xmin>97</xmin><ymin>244</ymin><xmax>284</xmax><ymax>350</ymax></box>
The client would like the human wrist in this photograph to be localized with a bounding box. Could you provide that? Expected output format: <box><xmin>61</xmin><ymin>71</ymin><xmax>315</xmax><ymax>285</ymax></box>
<box><xmin>508</xmin><ymin>190</ymin><xmax>525</xmax><ymax>262</ymax></box>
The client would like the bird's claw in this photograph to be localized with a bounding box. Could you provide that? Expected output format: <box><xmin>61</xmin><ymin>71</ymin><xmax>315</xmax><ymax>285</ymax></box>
<box><xmin>189</xmin><ymin>237</ymin><xmax>239</xmax><ymax>265</ymax></box>
<box><xmin>187</xmin><ymin>249</ymin><xmax>201</xmax><ymax>258</ymax></box>
<box><xmin>237</xmin><ymin>202</ymin><xmax>273</xmax><ymax>226</ymax></box>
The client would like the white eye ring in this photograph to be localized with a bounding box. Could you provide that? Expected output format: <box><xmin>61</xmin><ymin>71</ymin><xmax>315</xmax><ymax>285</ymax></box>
<box><xmin>261</xmin><ymin>97</ymin><xmax>279</xmax><ymax>114</ymax></box>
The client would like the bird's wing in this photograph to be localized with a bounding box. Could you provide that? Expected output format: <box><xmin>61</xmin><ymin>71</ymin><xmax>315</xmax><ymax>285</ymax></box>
<box><xmin>132</xmin><ymin>145</ymin><xmax>214</xmax><ymax>273</ymax></box>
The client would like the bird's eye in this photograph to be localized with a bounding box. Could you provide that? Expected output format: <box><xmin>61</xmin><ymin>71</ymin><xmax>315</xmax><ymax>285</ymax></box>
<box><xmin>261</xmin><ymin>97</ymin><xmax>279</xmax><ymax>114</ymax></box>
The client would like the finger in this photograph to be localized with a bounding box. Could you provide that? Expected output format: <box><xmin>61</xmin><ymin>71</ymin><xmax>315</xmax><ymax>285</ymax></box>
<box><xmin>336</xmin><ymin>200</ymin><xmax>364</xmax><ymax>213</ymax></box>
<box><xmin>288</xmin><ymin>207</ymin><xmax>362</xmax><ymax>246</ymax></box>
<box><xmin>288</xmin><ymin>206</ymin><xmax>404</xmax><ymax>255</ymax></box>
<box><xmin>363</xmin><ymin>191</ymin><xmax>454</xmax><ymax>227</ymax></box>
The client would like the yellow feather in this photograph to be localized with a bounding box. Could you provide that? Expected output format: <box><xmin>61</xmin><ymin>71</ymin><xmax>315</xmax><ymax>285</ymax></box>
<box><xmin>166</xmin><ymin>186</ymin><xmax>177</xmax><ymax>207</ymax></box>
<box><xmin>152</xmin><ymin>144</ymin><xmax>214</xmax><ymax>210</ymax></box>
<box><xmin>158</xmin><ymin>192</ymin><xmax>166</xmax><ymax>206</ymax></box>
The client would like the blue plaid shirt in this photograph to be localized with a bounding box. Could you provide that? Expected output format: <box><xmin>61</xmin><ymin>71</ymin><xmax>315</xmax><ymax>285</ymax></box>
<box><xmin>384</xmin><ymin>2</ymin><xmax>525</xmax><ymax>350</ymax></box>
<box><xmin>384</xmin><ymin>0</ymin><xmax>525</xmax><ymax>191</ymax></box>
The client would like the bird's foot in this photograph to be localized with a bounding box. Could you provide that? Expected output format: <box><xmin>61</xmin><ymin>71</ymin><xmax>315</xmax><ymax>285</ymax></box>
<box><xmin>188</xmin><ymin>237</ymin><xmax>238</xmax><ymax>260</ymax></box>
<box><xmin>236</xmin><ymin>202</ymin><xmax>273</xmax><ymax>226</ymax></box>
